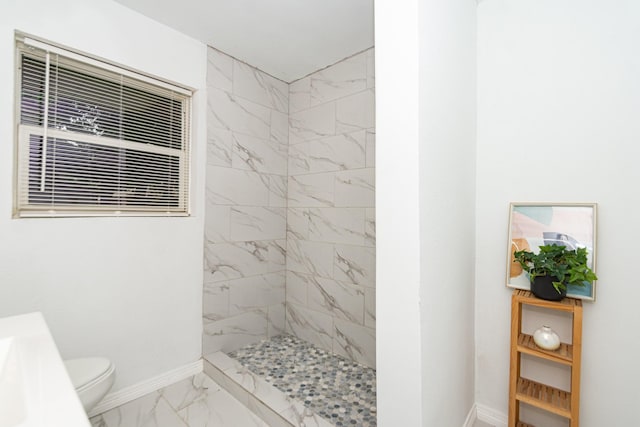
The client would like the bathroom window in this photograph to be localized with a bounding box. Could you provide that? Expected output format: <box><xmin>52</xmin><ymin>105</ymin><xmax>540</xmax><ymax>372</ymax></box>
<box><xmin>14</xmin><ymin>35</ymin><xmax>192</xmax><ymax>217</ymax></box>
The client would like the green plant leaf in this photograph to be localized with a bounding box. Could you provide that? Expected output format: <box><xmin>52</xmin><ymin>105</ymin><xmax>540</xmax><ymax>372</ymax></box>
<box><xmin>512</xmin><ymin>244</ymin><xmax>597</xmax><ymax>289</ymax></box>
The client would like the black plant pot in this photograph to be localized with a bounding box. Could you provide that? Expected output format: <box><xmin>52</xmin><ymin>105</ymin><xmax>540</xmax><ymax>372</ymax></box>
<box><xmin>531</xmin><ymin>276</ymin><xmax>566</xmax><ymax>301</ymax></box>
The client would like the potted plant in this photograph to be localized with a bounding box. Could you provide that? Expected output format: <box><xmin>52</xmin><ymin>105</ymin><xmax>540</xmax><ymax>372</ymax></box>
<box><xmin>513</xmin><ymin>244</ymin><xmax>598</xmax><ymax>301</ymax></box>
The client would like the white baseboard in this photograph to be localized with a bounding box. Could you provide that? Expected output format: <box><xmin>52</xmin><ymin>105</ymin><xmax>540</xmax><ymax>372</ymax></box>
<box><xmin>476</xmin><ymin>403</ymin><xmax>508</xmax><ymax>427</ymax></box>
<box><xmin>463</xmin><ymin>404</ymin><xmax>478</xmax><ymax>427</ymax></box>
<box><xmin>88</xmin><ymin>359</ymin><xmax>203</xmax><ymax>418</ymax></box>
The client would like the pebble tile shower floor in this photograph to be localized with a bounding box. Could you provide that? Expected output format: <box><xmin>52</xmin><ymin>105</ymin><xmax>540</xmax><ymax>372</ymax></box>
<box><xmin>227</xmin><ymin>335</ymin><xmax>377</xmax><ymax>427</ymax></box>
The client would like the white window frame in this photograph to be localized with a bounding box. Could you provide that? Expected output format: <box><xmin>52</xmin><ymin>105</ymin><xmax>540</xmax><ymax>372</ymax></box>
<box><xmin>14</xmin><ymin>34</ymin><xmax>193</xmax><ymax>218</ymax></box>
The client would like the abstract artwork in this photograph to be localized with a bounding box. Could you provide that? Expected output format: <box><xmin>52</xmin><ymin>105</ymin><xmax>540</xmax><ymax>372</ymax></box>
<box><xmin>507</xmin><ymin>203</ymin><xmax>597</xmax><ymax>301</ymax></box>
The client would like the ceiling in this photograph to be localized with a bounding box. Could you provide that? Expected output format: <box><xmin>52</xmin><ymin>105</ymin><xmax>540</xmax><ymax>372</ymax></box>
<box><xmin>114</xmin><ymin>0</ymin><xmax>374</xmax><ymax>83</ymax></box>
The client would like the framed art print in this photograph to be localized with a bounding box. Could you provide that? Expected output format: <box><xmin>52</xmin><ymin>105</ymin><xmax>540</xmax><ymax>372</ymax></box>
<box><xmin>507</xmin><ymin>203</ymin><xmax>597</xmax><ymax>301</ymax></box>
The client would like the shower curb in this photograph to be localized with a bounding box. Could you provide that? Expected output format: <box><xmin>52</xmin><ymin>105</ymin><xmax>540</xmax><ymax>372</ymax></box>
<box><xmin>204</xmin><ymin>352</ymin><xmax>334</xmax><ymax>427</ymax></box>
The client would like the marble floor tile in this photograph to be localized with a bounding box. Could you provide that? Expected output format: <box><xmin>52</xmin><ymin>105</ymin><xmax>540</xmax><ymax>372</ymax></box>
<box><xmin>177</xmin><ymin>390</ymin><xmax>269</xmax><ymax>427</ymax></box>
<box><xmin>91</xmin><ymin>391</ymin><xmax>187</xmax><ymax>427</ymax></box>
<box><xmin>90</xmin><ymin>373</ymin><xmax>267</xmax><ymax>427</ymax></box>
<box><xmin>91</xmin><ymin>332</ymin><xmax>376</xmax><ymax>427</ymax></box>
<box><xmin>159</xmin><ymin>373</ymin><xmax>221</xmax><ymax>412</ymax></box>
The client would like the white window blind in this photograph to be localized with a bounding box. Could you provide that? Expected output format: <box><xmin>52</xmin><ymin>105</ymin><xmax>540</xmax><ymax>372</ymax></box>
<box><xmin>15</xmin><ymin>36</ymin><xmax>192</xmax><ymax>217</ymax></box>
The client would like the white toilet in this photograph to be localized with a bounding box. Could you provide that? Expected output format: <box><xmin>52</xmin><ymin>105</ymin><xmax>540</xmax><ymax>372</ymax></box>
<box><xmin>64</xmin><ymin>358</ymin><xmax>116</xmax><ymax>412</ymax></box>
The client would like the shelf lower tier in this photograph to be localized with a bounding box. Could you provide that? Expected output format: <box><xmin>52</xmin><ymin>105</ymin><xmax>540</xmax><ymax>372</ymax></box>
<box><xmin>516</xmin><ymin>377</ymin><xmax>572</xmax><ymax>419</ymax></box>
<box><xmin>517</xmin><ymin>333</ymin><xmax>573</xmax><ymax>365</ymax></box>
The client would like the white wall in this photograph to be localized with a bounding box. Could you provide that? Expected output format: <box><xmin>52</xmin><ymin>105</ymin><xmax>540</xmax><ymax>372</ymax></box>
<box><xmin>0</xmin><ymin>0</ymin><xmax>207</xmax><ymax>391</ymax></box>
<box><xmin>419</xmin><ymin>0</ymin><xmax>477</xmax><ymax>425</ymax></box>
<box><xmin>477</xmin><ymin>1</ymin><xmax>640</xmax><ymax>425</ymax></box>
<box><xmin>375</xmin><ymin>0</ymin><xmax>423</xmax><ymax>423</ymax></box>
<box><xmin>376</xmin><ymin>0</ymin><xmax>476</xmax><ymax>424</ymax></box>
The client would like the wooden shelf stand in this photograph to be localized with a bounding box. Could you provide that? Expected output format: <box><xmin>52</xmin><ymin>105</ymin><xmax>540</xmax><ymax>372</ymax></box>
<box><xmin>508</xmin><ymin>289</ymin><xmax>583</xmax><ymax>427</ymax></box>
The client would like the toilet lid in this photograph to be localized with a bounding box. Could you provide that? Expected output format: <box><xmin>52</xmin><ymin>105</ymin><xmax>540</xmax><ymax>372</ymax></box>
<box><xmin>64</xmin><ymin>357</ymin><xmax>113</xmax><ymax>389</ymax></box>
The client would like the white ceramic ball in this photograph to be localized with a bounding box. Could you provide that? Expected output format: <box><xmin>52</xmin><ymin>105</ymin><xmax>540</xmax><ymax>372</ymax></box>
<box><xmin>533</xmin><ymin>326</ymin><xmax>561</xmax><ymax>351</ymax></box>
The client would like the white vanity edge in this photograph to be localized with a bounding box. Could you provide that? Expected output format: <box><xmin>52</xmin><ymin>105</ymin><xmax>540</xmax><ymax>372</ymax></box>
<box><xmin>0</xmin><ymin>312</ymin><xmax>90</xmax><ymax>427</ymax></box>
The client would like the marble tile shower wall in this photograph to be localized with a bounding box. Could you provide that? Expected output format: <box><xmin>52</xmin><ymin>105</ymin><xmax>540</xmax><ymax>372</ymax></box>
<box><xmin>202</xmin><ymin>46</ymin><xmax>376</xmax><ymax>369</ymax></box>
<box><xmin>285</xmin><ymin>48</ymin><xmax>376</xmax><ymax>369</ymax></box>
<box><xmin>203</xmin><ymin>47</ymin><xmax>289</xmax><ymax>355</ymax></box>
